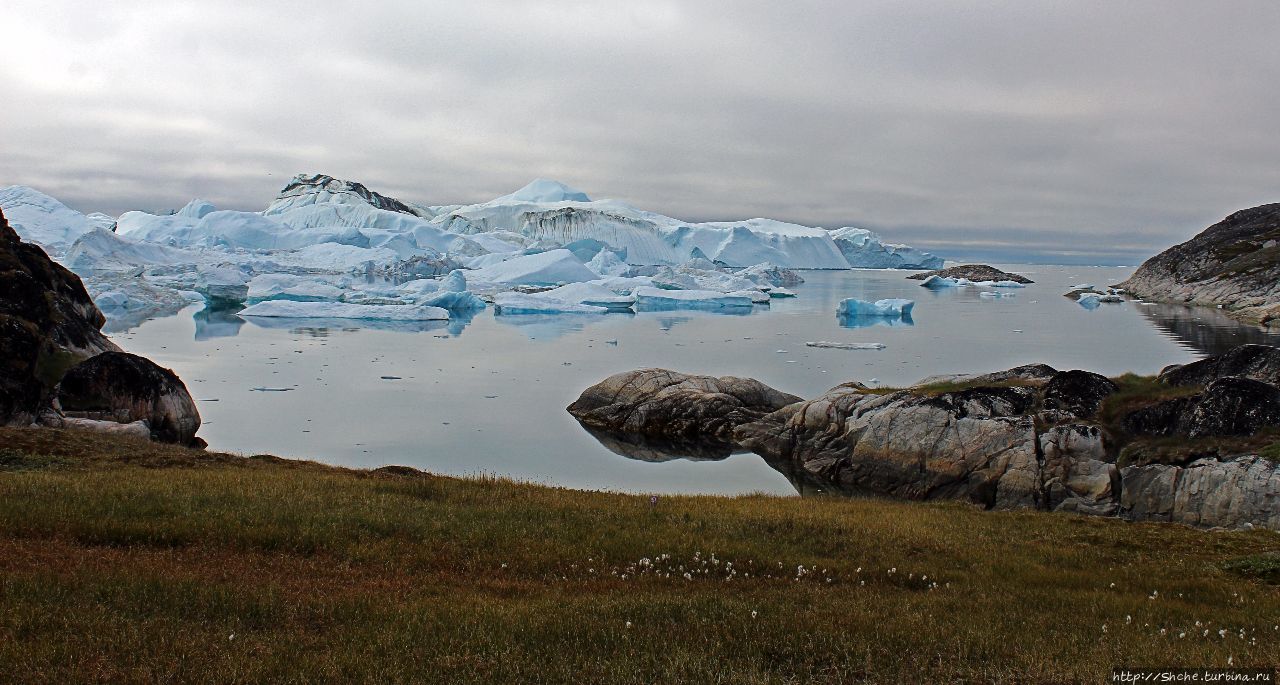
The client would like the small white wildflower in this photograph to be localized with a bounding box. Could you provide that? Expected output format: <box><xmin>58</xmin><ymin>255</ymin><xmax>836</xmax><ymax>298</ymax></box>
<box><xmin>1178</xmin><ymin>633</ymin><xmax>1185</xmax><ymax>639</ymax></box>
<box><xmin>1159</xmin><ymin>628</ymin><xmax>1166</xmax><ymax>635</ymax></box>
<box><xmin>1102</xmin><ymin>624</ymin><xmax>1107</xmax><ymax>633</ymax></box>
<box><xmin>1219</xmin><ymin>629</ymin><xmax>1227</xmax><ymax>638</ymax></box>
<box><xmin>683</xmin><ymin>572</ymin><xmax>692</xmax><ymax>581</ymax></box>
<box><xmin>625</xmin><ymin>621</ymin><xmax>631</xmax><ymax>628</ymax></box>
<box><xmin>229</xmin><ymin>633</ymin><xmax>236</xmax><ymax>641</ymax></box>
<box><xmin>751</xmin><ymin>610</ymin><xmax>757</xmax><ymax>619</ymax></box>
<box><xmin>501</xmin><ymin>563</ymin><xmax>508</xmax><ymax>569</ymax></box>
<box><xmin>1125</xmin><ymin>615</ymin><xmax>1132</xmax><ymax>624</ymax></box>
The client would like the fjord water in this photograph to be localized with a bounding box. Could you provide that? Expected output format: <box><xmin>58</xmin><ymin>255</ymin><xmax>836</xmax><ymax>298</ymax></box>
<box><xmin>110</xmin><ymin>265</ymin><xmax>1280</xmax><ymax>496</ymax></box>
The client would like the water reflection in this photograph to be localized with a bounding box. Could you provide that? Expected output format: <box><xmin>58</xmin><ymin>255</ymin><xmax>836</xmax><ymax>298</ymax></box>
<box><xmin>838</xmin><ymin>313</ymin><xmax>915</xmax><ymax>329</ymax></box>
<box><xmin>243</xmin><ymin>316</ymin><xmax>452</xmax><ymax>335</ymax></box>
<box><xmin>194</xmin><ymin>305</ymin><xmax>246</xmax><ymax>340</ymax></box>
<box><xmin>579</xmin><ymin>423</ymin><xmax>878</xmax><ymax>498</ymax></box>
<box><xmin>1135</xmin><ymin>302</ymin><xmax>1280</xmax><ymax>356</ymax></box>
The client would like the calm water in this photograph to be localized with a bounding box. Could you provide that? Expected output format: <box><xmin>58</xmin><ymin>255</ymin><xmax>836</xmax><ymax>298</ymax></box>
<box><xmin>109</xmin><ymin>265</ymin><xmax>1280</xmax><ymax>496</ymax></box>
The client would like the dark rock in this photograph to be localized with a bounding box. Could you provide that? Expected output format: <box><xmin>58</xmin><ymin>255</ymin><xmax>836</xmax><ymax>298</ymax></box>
<box><xmin>566</xmin><ymin>369</ymin><xmax>801</xmax><ymax>446</ymax></box>
<box><xmin>274</xmin><ymin>173</ymin><xmax>421</xmax><ymax>216</ymax></box>
<box><xmin>1119</xmin><ymin>203</ymin><xmax>1280</xmax><ymax>326</ymax></box>
<box><xmin>0</xmin><ymin>208</ymin><xmax>118</xmax><ymax>425</ymax></box>
<box><xmin>906</xmin><ymin>264</ymin><xmax>1033</xmax><ymax>283</ymax></box>
<box><xmin>58</xmin><ymin>352</ymin><xmax>201</xmax><ymax>445</ymax></box>
<box><xmin>1158</xmin><ymin>344</ymin><xmax>1280</xmax><ymax>387</ymax></box>
<box><xmin>1122</xmin><ymin>377</ymin><xmax>1280</xmax><ymax>438</ymax></box>
<box><xmin>1041</xmin><ymin>370</ymin><xmax>1119</xmax><ymax>418</ymax></box>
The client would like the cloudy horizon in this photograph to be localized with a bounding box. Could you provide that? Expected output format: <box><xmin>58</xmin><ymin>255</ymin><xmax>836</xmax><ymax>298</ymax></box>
<box><xmin>3</xmin><ymin>1</ymin><xmax>1278</xmax><ymax>265</ymax></box>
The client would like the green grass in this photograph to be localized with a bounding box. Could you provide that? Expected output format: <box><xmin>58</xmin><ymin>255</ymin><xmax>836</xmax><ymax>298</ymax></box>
<box><xmin>0</xmin><ymin>427</ymin><xmax>1278</xmax><ymax>683</ymax></box>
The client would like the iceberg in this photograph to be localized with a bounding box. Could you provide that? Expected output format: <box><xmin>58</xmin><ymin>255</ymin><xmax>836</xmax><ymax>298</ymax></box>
<box><xmin>195</xmin><ymin>266</ymin><xmax>250</xmax><ymax>306</ymax></box>
<box><xmin>736</xmin><ymin>262</ymin><xmax>804</xmax><ymax>287</ymax></box>
<box><xmin>239</xmin><ymin>300</ymin><xmax>449</xmax><ymax>321</ymax></box>
<box><xmin>538</xmin><ymin>282</ymin><xmax>637</xmax><ymax>311</ymax></box>
<box><xmin>246</xmin><ymin>274</ymin><xmax>345</xmax><ymax>303</ymax></box>
<box><xmin>650</xmin><ymin>264</ymin><xmax>761</xmax><ymax>293</ymax></box>
<box><xmin>830</xmin><ymin>227</ymin><xmax>944</xmax><ymax>269</ymax></box>
<box><xmin>0</xmin><ymin>185</ymin><xmax>105</xmax><ymax>254</ymax></box>
<box><xmin>836</xmin><ymin>298</ymin><xmax>915</xmax><ymax>318</ymax></box>
<box><xmin>492</xmin><ymin>293</ymin><xmax>609</xmax><ymax>315</ymax></box>
<box><xmin>919</xmin><ymin>275</ymin><xmax>971</xmax><ymax>289</ymax></box>
<box><xmin>768</xmin><ymin>287</ymin><xmax>797</xmax><ymax>298</ymax></box>
<box><xmin>466</xmin><ymin>249</ymin><xmax>599</xmax><ymax>286</ymax></box>
<box><xmin>64</xmin><ymin>227</ymin><xmax>194</xmax><ymax>274</ymax></box>
<box><xmin>586</xmin><ymin>247</ymin><xmax>630</xmax><ymax>277</ymax></box>
<box><xmin>633</xmin><ymin>286</ymin><xmax>755</xmax><ymax>310</ymax></box>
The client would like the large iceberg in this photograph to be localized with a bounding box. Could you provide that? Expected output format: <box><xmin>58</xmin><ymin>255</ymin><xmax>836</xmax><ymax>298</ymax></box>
<box><xmin>0</xmin><ymin>185</ymin><xmax>113</xmax><ymax>254</ymax></box>
<box><xmin>246</xmin><ymin>274</ymin><xmax>345</xmax><ymax>303</ymax></box>
<box><xmin>830</xmin><ymin>227</ymin><xmax>943</xmax><ymax>270</ymax></box>
<box><xmin>493</xmin><ymin>293</ymin><xmax>609</xmax><ymax>315</ymax></box>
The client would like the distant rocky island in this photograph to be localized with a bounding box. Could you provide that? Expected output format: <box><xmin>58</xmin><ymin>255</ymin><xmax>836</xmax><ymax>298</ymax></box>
<box><xmin>906</xmin><ymin>264</ymin><xmax>1032</xmax><ymax>284</ymax></box>
<box><xmin>1121</xmin><ymin>203</ymin><xmax>1280</xmax><ymax>327</ymax></box>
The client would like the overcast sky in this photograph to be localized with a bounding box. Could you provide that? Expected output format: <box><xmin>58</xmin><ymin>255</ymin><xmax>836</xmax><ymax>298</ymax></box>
<box><xmin>2</xmin><ymin>1</ymin><xmax>1278</xmax><ymax>264</ymax></box>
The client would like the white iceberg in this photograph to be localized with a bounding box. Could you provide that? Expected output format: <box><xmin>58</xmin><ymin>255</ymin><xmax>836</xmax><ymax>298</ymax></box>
<box><xmin>768</xmin><ymin>287</ymin><xmax>797</xmax><ymax>298</ymax></box>
<box><xmin>836</xmin><ymin>298</ymin><xmax>915</xmax><ymax>318</ymax></box>
<box><xmin>537</xmin><ymin>282</ymin><xmax>637</xmax><ymax>311</ymax></box>
<box><xmin>466</xmin><ymin>249</ymin><xmax>599</xmax><ymax>285</ymax></box>
<box><xmin>0</xmin><ymin>185</ymin><xmax>106</xmax><ymax>254</ymax></box>
<box><xmin>633</xmin><ymin>286</ymin><xmax>755</xmax><ymax>309</ymax></box>
<box><xmin>195</xmin><ymin>266</ymin><xmax>250</xmax><ymax>305</ymax></box>
<box><xmin>829</xmin><ymin>227</ymin><xmax>943</xmax><ymax>269</ymax></box>
<box><xmin>239</xmin><ymin>300</ymin><xmax>449</xmax><ymax>321</ymax></box>
<box><xmin>492</xmin><ymin>292</ymin><xmax>609</xmax><ymax>315</ymax></box>
<box><xmin>919</xmin><ymin>275</ymin><xmax>971</xmax><ymax>289</ymax></box>
<box><xmin>64</xmin><ymin>227</ymin><xmax>194</xmax><ymax>273</ymax></box>
<box><xmin>586</xmin><ymin>247</ymin><xmax>630</xmax><ymax>277</ymax></box>
<box><xmin>246</xmin><ymin>274</ymin><xmax>345</xmax><ymax>303</ymax></box>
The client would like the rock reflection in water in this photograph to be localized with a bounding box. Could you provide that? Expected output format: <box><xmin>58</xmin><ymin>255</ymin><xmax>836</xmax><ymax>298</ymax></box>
<box><xmin>579</xmin><ymin>425</ymin><xmax>868</xmax><ymax>498</ymax></box>
<box><xmin>1135</xmin><ymin>302</ymin><xmax>1280</xmax><ymax>357</ymax></box>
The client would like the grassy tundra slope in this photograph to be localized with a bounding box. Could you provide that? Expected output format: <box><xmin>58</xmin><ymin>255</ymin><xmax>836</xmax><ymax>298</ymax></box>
<box><xmin>1</xmin><ymin>427</ymin><xmax>1279</xmax><ymax>684</ymax></box>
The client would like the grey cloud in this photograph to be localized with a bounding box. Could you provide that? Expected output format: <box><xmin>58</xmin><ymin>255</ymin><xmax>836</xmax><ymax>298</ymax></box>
<box><xmin>1</xmin><ymin>0</ymin><xmax>1277</xmax><ymax>263</ymax></box>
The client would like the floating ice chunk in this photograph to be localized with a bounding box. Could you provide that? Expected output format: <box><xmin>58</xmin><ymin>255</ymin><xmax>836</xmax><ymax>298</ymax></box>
<box><xmin>651</xmin><ymin>265</ymin><xmax>761</xmax><ymax>293</ymax></box>
<box><xmin>246</xmin><ymin>274</ymin><xmax>345</xmax><ymax>303</ymax></box>
<box><xmin>919</xmin><ymin>275</ymin><xmax>969</xmax><ymax>289</ymax></box>
<box><xmin>239</xmin><ymin>300</ymin><xmax>449</xmax><ymax>321</ymax></box>
<box><xmin>467</xmin><ymin>249</ymin><xmax>599</xmax><ymax>285</ymax></box>
<box><xmin>768</xmin><ymin>287</ymin><xmax>797</xmax><ymax>298</ymax></box>
<box><xmin>980</xmin><ymin>280</ymin><xmax>1026</xmax><ymax>288</ymax></box>
<box><xmin>539</xmin><ymin>282</ymin><xmax>636</xmax><ymax>311</ymax></box>
<box><xmin>980</xmin><ymin>291</ymin><xmax>1015</xmax><ymax>299</ymax></box>
<box><xmin>417</xmin><ymin>290</ymin><xmax>487</xmax><ymax>311</ymax></box>
<box><xmin>737</xmin><ymin>262</ymin><xmax>804</xmax><ymax>287</ymax></box>
<box><xmin>836</xmin><ymin>298</ymin><xmax>915</xmax><ymax>318</ymax></box>
<box><xmin>1071</xmin><ymin>283</ymin><xmax>1095</xmax><ymax>290</ymax></box>
<box><xmin>439</xmin><ymin>269</ymin><xmax>467</xmax><ymax>293</ymax></box>
<box><xmin>492</xmin><ymin>293</ymin><xmax>609</xmax><ymax>315</ymax></box>
<box><xmin>633</xmin><ymin>286</ymin><xmax>754</xmax><ymax>309</ymax></box>
<box><xmin>805</xmin><ymin>341</ymin><xmax>887</xmax><ymax>350</ymax></box>
<box><xmin>587</xmin><ymin>248</ymin><xmax>630</xmax><ymax>277</ymax></box>
<box><xmin>739</xmin><ymin>289</ymin><xmax>772</xmax><ymax>304</ymax></box>
<box><xmin>196</xmin><ymin>266</ymin><xmax>250</xmax><ymax>305</ymax></box>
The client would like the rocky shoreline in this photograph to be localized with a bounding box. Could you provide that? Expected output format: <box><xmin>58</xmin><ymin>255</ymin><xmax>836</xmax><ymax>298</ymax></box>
<box><xmin>569</xmin><ymin>346</ymin><xmax>1280</xmax><ymax>530</ymax></box>
<box><xmin>0</xmin><ymin>208</ymin><xmax>203</xmax><ymax>446</ymax></box>
<box><xmin>1120</xmin><ymin>203</ymin><xmax>1280</xmax><ymax>327</ymax></box>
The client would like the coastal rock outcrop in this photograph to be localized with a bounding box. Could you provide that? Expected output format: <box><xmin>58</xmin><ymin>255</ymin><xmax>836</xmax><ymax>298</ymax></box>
<box><xmin>1</xmin><ymin>207</ymin><xmax>119</xmax><ymax>425</ymax></box>
<box><xmin>57</xmin><ymin>352</ymin><xmax>201</xmax><ymax>445</ymax></box>
<box><xmin>566</xmin><ymin>369</ymin><xmax>802</xmax><ymax>447</ymax></box>
<box><xmin>907</xmin><ymin>264</ymin><xmax>1033</xmax><ymax>284</ymax></box>
<box><xmin>1157</xmin><ymin>343</ymin><xmax>1280</xmax><ymax>387</ymax></box>
<box><xmin>1121</xmin><ymin>377</ymin><xmax>1280</xmax><ymax>438</ymax></box>
<box><xmin>571</xmin><ymin>345</ymin><xmax>1280</xmax><ymax>530</ymax></box>
<box><xmin>1120</xmin><ymin>456</ymin><xmax>1280</xmax><ymax>530</ymax></box>
<box><xmin>1119</xmin><ymin>203</ymin><xmax>1280</xmax><ymax>326</ymax></box>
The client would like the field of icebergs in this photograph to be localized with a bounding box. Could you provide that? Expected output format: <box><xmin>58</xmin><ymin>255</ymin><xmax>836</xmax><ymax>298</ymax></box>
<box><xmin>0</xmin><ymin>175</ymin><xmax>945</xmax><ymax>330</ymax></box>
